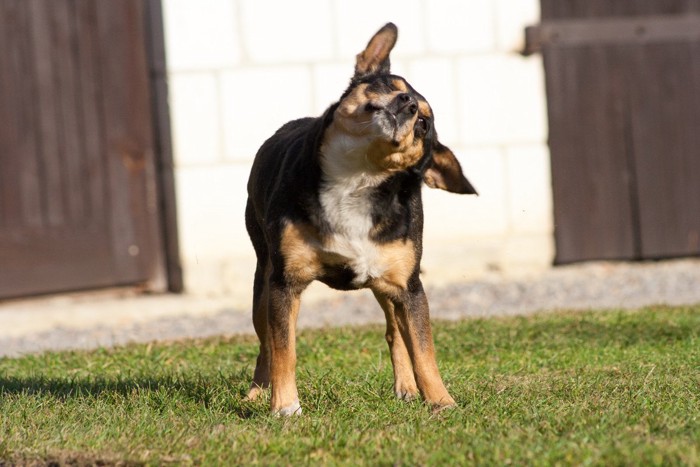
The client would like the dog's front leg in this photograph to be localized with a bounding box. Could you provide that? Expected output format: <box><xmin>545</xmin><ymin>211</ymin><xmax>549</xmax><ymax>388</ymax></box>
<box><xmin>391</xmin><ymin>281</ymin><xmax>455</xmax><ymax>410</ymax></box>
<box><xmin>267</xmin><ymin>281</ymin><xmax>303</xmax><ymax>416</ymax></box>
<box><xmin>373</xmin><ymin>290</ymin><xmax>419</xmax><ymax>400</ymax></box>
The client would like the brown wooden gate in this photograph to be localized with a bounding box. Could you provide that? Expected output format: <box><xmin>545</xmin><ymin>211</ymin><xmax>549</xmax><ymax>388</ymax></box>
<box><xmin>0</xmin><ymin>0</ymin><xmax>180</xmax><ymax>298</ymax></box>
<box><xmin>526</xmin><ymin>0</ymin><xmax>700</xmax><ymax>263</ymax></box>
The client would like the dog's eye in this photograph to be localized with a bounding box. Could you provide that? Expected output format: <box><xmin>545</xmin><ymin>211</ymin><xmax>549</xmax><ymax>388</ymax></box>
<box><xmin>415</xmin><ymin>117</ymin><xmax>428</xmax><ymax>135</ymax></box>
<box><xmin>365</xmin><ymin>103</ymin><xmax>380</xmax><ymax>112</ymax></box>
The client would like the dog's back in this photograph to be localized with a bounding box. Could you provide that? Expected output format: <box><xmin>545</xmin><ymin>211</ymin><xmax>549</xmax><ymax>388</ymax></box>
<box><xmin>247</xmin><ymin>115</ymin><xmax>326</xmax><ymax>216</ymax></box>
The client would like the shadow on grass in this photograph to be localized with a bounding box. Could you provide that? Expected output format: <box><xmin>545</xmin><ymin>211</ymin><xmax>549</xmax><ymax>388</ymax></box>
<box><xmin>0</xmin><ymin>373</ymin><xmax>263</xmax><ymax>419</ymax></box>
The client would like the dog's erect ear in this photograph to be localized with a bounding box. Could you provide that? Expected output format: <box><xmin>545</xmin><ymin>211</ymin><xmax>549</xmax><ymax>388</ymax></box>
<box><xmin>354</xmin><ymin>23</ymin><xmax>398</xmax><ymax>78</ymax></box>
<box><xmin>424</xmin><ymin>142</ymin><xmax>478</xmax><ymax>195</ymax></box>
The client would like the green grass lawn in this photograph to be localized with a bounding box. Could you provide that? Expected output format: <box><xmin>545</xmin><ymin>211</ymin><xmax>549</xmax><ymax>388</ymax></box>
<box><xmin>1</xmin><ymin>306</ymin><xmax>699</xmax><ymax>466</ymax></box>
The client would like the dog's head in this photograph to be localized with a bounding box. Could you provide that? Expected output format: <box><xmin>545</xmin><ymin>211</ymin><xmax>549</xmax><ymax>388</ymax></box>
<box><xmin>323</xmin><ymin>23</ymin><xmax>476</xmax><ymax>195</ymax></box>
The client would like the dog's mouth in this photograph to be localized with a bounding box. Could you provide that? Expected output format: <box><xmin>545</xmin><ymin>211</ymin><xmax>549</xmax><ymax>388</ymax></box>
<box><xmin>374</xmin><ymin>97</ymin><xmax>418</xmax><ymax>145</ymax></box>
<box><xmin>379</xmin><ymin>110</ymin><xmax>400</xmax><ymax>143</ymax></box>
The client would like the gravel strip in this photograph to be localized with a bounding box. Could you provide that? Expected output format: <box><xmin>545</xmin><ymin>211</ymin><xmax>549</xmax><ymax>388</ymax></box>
<box><xmin>1</xmin><ymin>259</ymin><xmax>699</xmax><ymax>357</ymax></box>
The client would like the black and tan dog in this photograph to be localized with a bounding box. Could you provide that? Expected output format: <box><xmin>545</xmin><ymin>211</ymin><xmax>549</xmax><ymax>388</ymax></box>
<box><xmin>244</xmin><ymin>23</ymin><xmax>476</xmax><ymax>415</ymax></box>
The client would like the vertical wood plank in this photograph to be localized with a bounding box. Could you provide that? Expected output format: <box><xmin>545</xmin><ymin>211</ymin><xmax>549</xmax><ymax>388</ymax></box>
<box><xmin>629</xmin><ymin>42</ymin><xmax>700</xmax><ymax>257</ymax></box>
<box><xmin>0</xmin><ymin>0</ymin><xmax>44</xmax><ymax>230</ymax></box>
<box><xmin>75</xmin><ymin>0</ymin><xmax>108</xmax><ymax>225</ymax></box>
<box><xmin>544</xmin><ymin>44</ymin><xmax>637</xmax><ymax>263</ymax></box>
<box><xmin>16</xmin><ymin>1</ymin><xmax>44</xmax><ymax>228</ymax></box>
<box><xmin>27</xmin><ymin>0</ymin><xmax>65</xmax><ymax>226</ymax></box>
<box><xmin>52</xmin><ymin>0</ymin><xmax>87</xmax><ymax>223</ymax></box>
<box><xmin>96</xmin><ymin>0</ymin><xmax>161</xmax><ymax>283</ymax></box>
<box><xmin>0</xmin><ymin>0</ymin><xmax>22</xmax><ymax>229</ymax></box>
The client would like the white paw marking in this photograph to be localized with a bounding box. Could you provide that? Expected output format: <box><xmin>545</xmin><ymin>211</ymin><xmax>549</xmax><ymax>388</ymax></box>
<box><xmin>275</xmin><ymin>399</ymin><xmax>302</xmax><ymax>417</ymax></box>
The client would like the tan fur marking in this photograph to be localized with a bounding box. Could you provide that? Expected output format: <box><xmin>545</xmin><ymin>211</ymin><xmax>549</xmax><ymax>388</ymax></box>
<box><xmin>370</xmin><ymin>239</ymin><xmax>416</xmax><ymax>296</ymax></box>
<box><xmin>336</xmin><ymin>84</ymin><xmax>370</xmax><ymax>120</ymax></box>
<box><xmin>364</xmin><ymin>89</ymin><xmax>407</xmax><ymax>110</ymax></box>
<box><xmin>280</xmin><ymin>222</ymin><xmax>322</xmax><ymax>284</ymax></box>
<box><xmin>269</xmin><ymin>294</ymin><xmax>302</xmax><ymax>414</ymax></box>
<box><xmin>418</xmin><ymin>101</ymin><xmax>432</xmax><ymax>118</ymax></box>
<box><xmin>379</xmin><ymin>239</ymin><xmax>416</xmax><ymax>288</ymax></box>
<box><xmin>367</xmin><ymin>137</ymin><xmax>424</xmax><ymax>172</ymax></box>
<box><xmin>392</xmin><ymin>78</ymin><xmax>409</xmax><ymax>93</ymax></box>
<box><xmin>333</xmin><ymin>84</ymin><xmax>376</xmax><ymax>138</ymax></box>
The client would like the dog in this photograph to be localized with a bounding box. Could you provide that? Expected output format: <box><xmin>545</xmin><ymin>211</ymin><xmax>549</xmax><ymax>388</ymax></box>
<box><xmin>244</xmin><ymin>23</ymin><xmax>476</xmax><ymax>415</ymax></box>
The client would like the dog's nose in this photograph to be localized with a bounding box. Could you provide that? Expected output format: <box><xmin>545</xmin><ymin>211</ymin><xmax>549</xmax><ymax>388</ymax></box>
<box><xmin>395</xmin><ymin>93</ymin><xmax>417</xmax><ymax>115</ymax></box>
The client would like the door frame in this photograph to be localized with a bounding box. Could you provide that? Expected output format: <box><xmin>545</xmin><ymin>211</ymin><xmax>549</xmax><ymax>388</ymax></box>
<box><xmin>145</xmin><ymin>0</ymin><xmax>182</xmax><ymax>293</ymax></box>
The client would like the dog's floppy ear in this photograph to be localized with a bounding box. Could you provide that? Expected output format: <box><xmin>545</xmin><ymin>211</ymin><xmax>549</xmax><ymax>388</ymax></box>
<box><xmin>354</xmin><ymin>23</ymin><xmax>398</xmax><ymax>78</ymax></box>
<box><xmin>424</xmin><ymin>141</ymin><xmax>478</xmax><ymax>195</ymax></box>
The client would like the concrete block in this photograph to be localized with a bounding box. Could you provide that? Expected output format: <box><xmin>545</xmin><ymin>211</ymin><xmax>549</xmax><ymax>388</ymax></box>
<box><xmin>457</xmin><ymin>54</ymin><xmax>547</xmax><ymax>145</ymax></box>
<box><xmin>422</xmin><ymin>146</ymin><xmax>508</xmax><ymax>239</ymax></box>
<box><xmin>390</xmin><ymin>58</ymin><xmax>409</xmax><ymax>78</ymax></box>
<box><xmin>182</xmin><ymin>253</ymin><xmax>256</xmax><ymax>299</ymax></box>
<box><xmin>505</xmin><ymin>144</ymin><xmax>553</xmax><ymax>235</ymax></box>
<box><xmin>312</xmin><ymin>62</ymin><xmax>352</xmax><ymax>115</ymax></box>
<box><xmin>239</xmin><ymin>0</ymin><xmax>333</xmax><ymax>63</ymax></box>
<box><xmin>333</xmin><ymin>0</ymin><xmax>425</xmax><ymax>59</ymax></box>
<box><xmin>425</xmin><ymin>0</ymin><xmax>496</xmax><ymax>53</ymax></box>
<box><xmin>162</xmin><ymin>0</ymin><xmax>240</xmax><ymax>70</ymax></box>
<box><xmin>495</xmin><ymin>0</ymin><xmax>540</xmax><ymax>52</ymax></box>
<box><xmin>220</xmin><ymin>66</ymin><xmax>313</xmax><ymax>161</ymax></box>
<box><xmin>499</xmin><ymin>233</ymin><xmax>554</xmax><ymax>273</ymax></box>
<box><xmin>421</xmin><ymin>236</ymin><xmax>505</xmax><ymax>284</ymax></box>
<box><xmin>169</xmin><ymin>73</ymin><xmax>222</xmax><ymax>166</ymax></box>
<box><xmin>407</xmin><ymin>58</ymin><xmax>459</xmax><ymax>146</ymax></box>
<box><xmin>175</xmin><ymin>164</ymin><xmax>252</xmax><ymax>263</ymax></box>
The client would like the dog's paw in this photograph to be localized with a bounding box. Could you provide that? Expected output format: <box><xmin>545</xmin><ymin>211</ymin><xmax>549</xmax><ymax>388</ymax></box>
<box><xmin>430</xmin><ymin>402</ymin><xmax>457</xmax><ymax>415</ymax></box>
<box><xmin>273</xmin><ymin>399</ymin><xmax>302</xmax><ymax>417</ymax></box>
<box><xmin>394</xmin><ymin>384</ymin><xmax>419</xmax><ymax>401</ymax></box>
<box><xmin>429</xmin><ymin>395</ymin><xmax>456</xmax><ymax>414</ymax></box>
<box><xmin>394</xmin><ymin>378</ymin><xmax>418</xmax><ymax>401</ymax></box>
<box><xmin>244</xmin><ymin>383</ymin><xmax>269</xmax><ymax>401</ymax></box>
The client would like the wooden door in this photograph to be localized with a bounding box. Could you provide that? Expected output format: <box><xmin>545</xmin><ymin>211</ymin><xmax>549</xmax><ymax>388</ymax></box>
<box><xmin>529</xmin><ymin>0</ymin><xmax>700</xmax><ymax>263</ymax></box>
<box><xmin>0</xmin><ymin>0</ymin><xmax>173</xmax><ymax>298</ymax></box>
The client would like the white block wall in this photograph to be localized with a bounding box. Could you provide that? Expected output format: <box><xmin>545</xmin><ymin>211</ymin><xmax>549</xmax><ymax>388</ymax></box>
<box><xmin>163</xmin><ymin>0</ymin><xmax>553</xmax><ymax>298</ymax></box>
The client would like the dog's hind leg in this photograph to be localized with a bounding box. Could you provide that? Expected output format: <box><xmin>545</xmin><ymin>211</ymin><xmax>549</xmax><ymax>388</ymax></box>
<box><xmin>245</xmin><ymin>259</ymin><xmax>271</xmax><ymax>401</ymax></box>
<box><xmin>373</xmin><ymin>290</ymin><xmax>419</xmax><ymax>400</ymax></box>
<box><xmin>244</xmin><ymin>199</ymin><xmax>271</xmax><ymax>401</ymax></box>
<box><xmin>267</xmin><ymin>281</ymin><xmax>303</xmax><ymax>415</ymax></box>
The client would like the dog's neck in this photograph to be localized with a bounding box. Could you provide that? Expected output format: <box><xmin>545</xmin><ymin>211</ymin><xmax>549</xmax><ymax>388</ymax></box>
<box><xmin>321</xmin><ymin>138</ymin><xmax>377</xmax><ymax>178</ymax></box>
<box><xmin>318</xmin><ymin>122</ymin><xmax>391</xmax><ymax>184</ymax></box>
<box><xmin>317</xmin><ymin>130</ymin><xmax>387</xmax><ymax>224</ymax></box>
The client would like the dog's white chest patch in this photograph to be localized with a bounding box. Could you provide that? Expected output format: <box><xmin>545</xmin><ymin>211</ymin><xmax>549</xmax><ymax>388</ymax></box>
<box><xmin>319</xmin><ymin>174</ymin><xmax>386</xmax><ymax>285</ymax></box>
